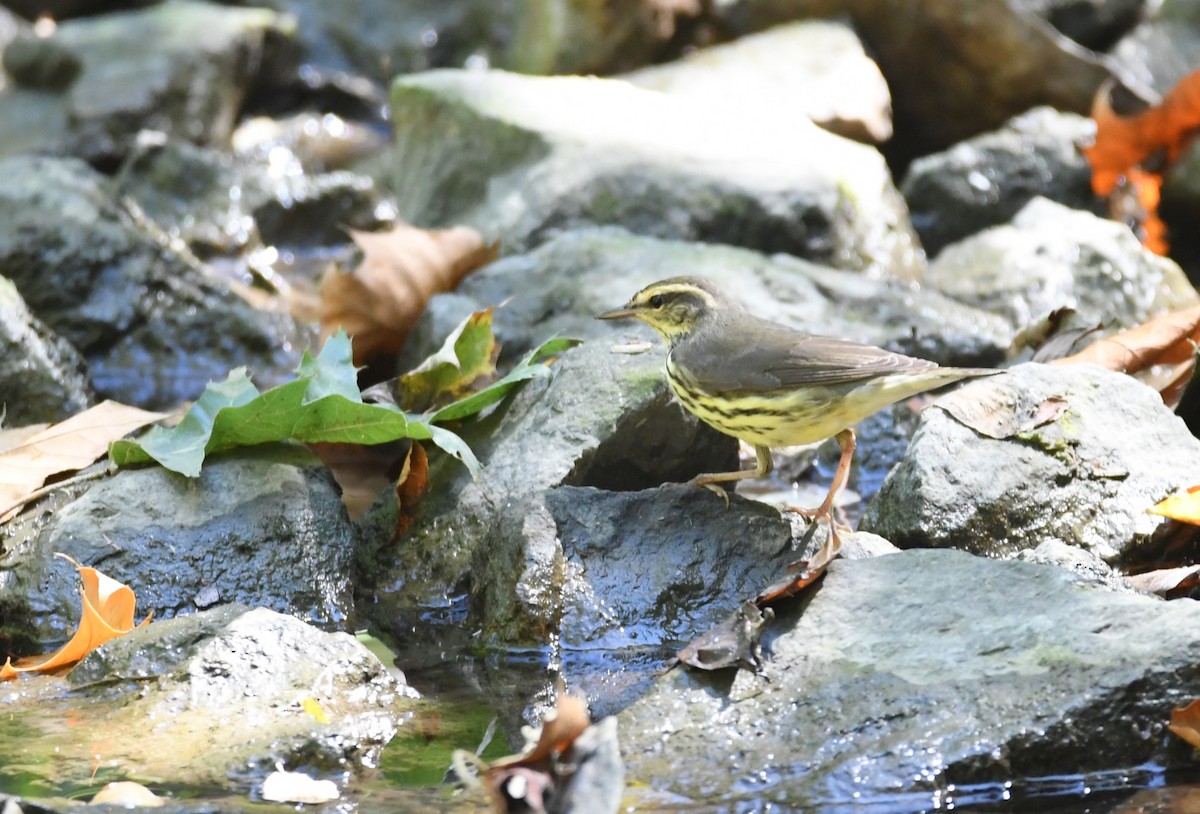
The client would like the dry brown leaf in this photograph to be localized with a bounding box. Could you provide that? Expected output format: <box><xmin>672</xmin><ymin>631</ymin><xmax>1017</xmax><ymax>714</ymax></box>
<box><xmin>1170</xmin><ymin>699</ymin><xmax>1200</xmax><ymax>749</ymax></box>
<box><xmin>0</xmin><ymin>423</ymin><xmax>49</xmax><ymax>453</ymax></box>
<box><xmin>935</xmin><ymin>378</ymin><xmax>1068</xmax><ymax>440</ymax></box>
<box><xmin>677</xmin><ymin>600</ymin><xmax>774</xmax><ymax>672</ymax></box>
<box><xmin>394</xmin><ymin>441</ymin><xmax>430</xmax><ymax>539</ymax></box>
<box><xmin>1052</xmin><ymin>305</ymin><xmax>1200</xmax><ymax>407</ymax></box>
<box><xmin>1084</xmin><ymin>72</ymin><xmax>1200</xmax><ymax>255</ymax></box>
<box><xmin>1</xmin><ymin>554</ymin><xmax>152</xmax><ymax>680</ymax></box>
<box><xmin>1124</xmin><ymin>564</ymin><xmax>1200</xmax><ymax>595</ymax></box>
<box><xmin>0</xmin><ymin>401</ymin><xmax>169</xmax><ymax>522</ymax></box>
<box><xmin>755</xmin><ymin>560</ymin><xmax>828</xmax><ymax>604</ymax></box>
<box><xmin>319</xmin><ymin>223</ymin><xmax>498</xmax><ymax>366</ymax></box>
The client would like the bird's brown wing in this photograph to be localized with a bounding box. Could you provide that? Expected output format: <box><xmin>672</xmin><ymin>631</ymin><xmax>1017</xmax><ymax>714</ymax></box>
<box><xmin>678</xmin><ymin>317</ymin><xmax>938</xmax><ymax>394</ymax></box>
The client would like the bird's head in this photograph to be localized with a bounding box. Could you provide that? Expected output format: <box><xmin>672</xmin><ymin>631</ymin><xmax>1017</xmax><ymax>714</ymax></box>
<box><xmin>596</xmin><ymin>277</ymin><xmax>733</xmax><ymax>344</ymax></box>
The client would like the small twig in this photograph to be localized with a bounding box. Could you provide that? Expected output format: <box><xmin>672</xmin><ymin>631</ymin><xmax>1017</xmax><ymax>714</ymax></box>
<box><xmin>0</xmin><ymin>463</ymin><xmax>115</xmax><ymax>524</ymax></box>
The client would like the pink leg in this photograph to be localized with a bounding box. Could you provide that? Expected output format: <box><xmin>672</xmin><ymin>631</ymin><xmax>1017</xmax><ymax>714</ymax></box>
<box><xmin>789</xmin><ymin>429</ymin><xmax>855</xmax><ymax>569</ymax></box>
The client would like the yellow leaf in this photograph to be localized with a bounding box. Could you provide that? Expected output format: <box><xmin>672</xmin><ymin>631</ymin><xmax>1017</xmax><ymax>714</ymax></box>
<box><xmin>302</xmin><ymin>696</ymin><xmax>331</xmax><ymax>724</ymax></box>
<box><xmin>1149</xmin><ymin>485</ymin><xmax>1200</xmax><ymax>525</ymax></box>
<box><xmin>0</xmin><ymin>554</ymin><xmax>151</xmax><ymax>681</ymax></box>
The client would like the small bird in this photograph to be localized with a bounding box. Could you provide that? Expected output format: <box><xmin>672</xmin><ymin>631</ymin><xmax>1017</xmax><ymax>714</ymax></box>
<box><xmin>597</xmin><ymin>276</ymin><xmax>995</xmax><ymax>567</ymax></box>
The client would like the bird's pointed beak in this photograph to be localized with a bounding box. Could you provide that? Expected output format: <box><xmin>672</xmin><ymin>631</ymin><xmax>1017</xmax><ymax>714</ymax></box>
<box><xmin>595</xmin><ymin>304</ymin><xmax>637</xmax><ymax>321</ymax></box>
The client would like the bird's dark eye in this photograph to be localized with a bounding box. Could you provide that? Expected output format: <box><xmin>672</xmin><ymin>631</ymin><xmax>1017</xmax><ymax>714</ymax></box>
<box><xmin>649</xmin><ymin>294</ymin><xmax>664</xmax><ymax>308</ymax></box>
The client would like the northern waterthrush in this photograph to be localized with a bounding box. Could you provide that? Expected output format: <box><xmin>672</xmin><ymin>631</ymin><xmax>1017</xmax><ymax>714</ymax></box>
<box><xmin>597</xmin><ymin>276</ymin><xmax>995</xmax><ymax>564</ymax></box>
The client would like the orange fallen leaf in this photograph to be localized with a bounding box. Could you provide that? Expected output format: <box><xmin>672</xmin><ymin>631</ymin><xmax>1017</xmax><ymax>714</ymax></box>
<box><xmin>394</xmin><ymin>441</ymin><xmax>430</xmax><ymax>539</ymax></box>
<box><xmin>1149</xmin><ymin>485</ymin><xmax>1200</xmax><ymax>525</ymax></box>
<box><xmin>1170</xmin><ymin>699</ymin><xmax>1200</xmax><ymax>749</ymax></box>
<box><xmin>0</xmin><ymin>401</ymin><xmax>169</xmax><ymax>522</ymax></box>
<box><xmin>1053</xmin><ymin>305</ymin><xmax>1200</xmax><ymax>408</ymax></box>
<box><xmin>0</xmin><ymin>553</ymin><xmax>152</xmax><ymax>680</ymax></box>
<box><xmin>319</xmin><ymin>223</ymin><xmax>498</xmax><ymax>366</ymax></box>
<box><xmin>1084</xmin><ymin>71</ymin><xmax>1200</xmax><ymax>255</ymax></box>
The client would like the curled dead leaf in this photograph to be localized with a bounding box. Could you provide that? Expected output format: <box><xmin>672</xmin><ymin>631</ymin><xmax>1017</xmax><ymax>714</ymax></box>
<box><xmin>1053</xmin><ymin>305</ymin><xmax>1200</xmax><ymax>408</ymax></box>
<box><xmin>394</xmin><ymin>441</ymin><xmax>430</xmax><ymax>539</ymax></box>
<box><xmin>1124</xmin><ymin>565</ymin><xmax>1200</xmax><ymax>596</ymax></box>
<box><xmin>678</xmin><ymin>600</ymin><xmax>774</xmax><ymax>673</ymax></box>
<box><xmin>1</xmin><ymin>554</ymin><xmax>152</xmax><ymax>680</ymax></box>
<box><xmin>1170</xmin><ymin>699</ymin><xmax>1200</xmax><ymax>750</ymax></box>
<box><xmin>319</xmin><ymin>223</ymin><xmax>498</xmax><ymax>365</ymax></box>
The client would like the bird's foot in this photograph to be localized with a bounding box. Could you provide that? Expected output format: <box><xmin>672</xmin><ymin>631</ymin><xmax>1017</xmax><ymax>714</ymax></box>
<box><xmin>783</xmin><ymin>504</ymin><xmax>846</xmax><ymax>571</ymax></box>
<box><xmin>690</xmin><ymin>476</ymin><xmax>731</xmax><ymax>506</ymax></box>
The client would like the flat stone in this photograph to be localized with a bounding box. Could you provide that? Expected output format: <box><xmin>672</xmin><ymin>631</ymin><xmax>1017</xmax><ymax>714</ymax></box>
<box><xmin>619</xmin><ymin>548</ymin><xmax>1200</xmax><ymax>806</ymax></box>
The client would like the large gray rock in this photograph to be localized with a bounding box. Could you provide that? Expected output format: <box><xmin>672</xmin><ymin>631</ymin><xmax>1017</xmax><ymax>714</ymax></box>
<box><xmin>0</xmin><ymin>155</ymin><xmax>302</xmax><ymax>408</ymax></box>
<box><xmin>902</xmin><ymin>108</ymin><xmax>1101</xmax><ymax>257</ymax></box>
<box><xmin>0</xmin><ymin>275</ymin><xmax>91</xmax><ymax>425</ymax></box>
<box><xmin>0</xmin><ymin>452</ymin><xmax>358</xmax><ymax>648</ymax></box>
<box><xmin>624</xmin><ymin>19</ymin><xmax>892</xmax><ymax>143</ymax></box>
<box><xmin>714</xmin><ymin>0</ymin><xmax>1140</xmax><ymax>156</ymax></box>
<box><xmin>0</xmin><ymin>1</ymin><xmax>297</xmax><ymax>163</ymax></box>
<box><xmin>1</xmin><ymin>605</ymin><xmax>415</xmax><ymax>790</ymax></box>
<box><xmin>619</xmin><ymin>548</ymin><xmax>1200</xmax><ymax>806</ymax></box>
<box><xmin>861</xmin><ymin>363</ymin><xmax>1200</xmax><ymax>561</ymax></box>
<box><xmin>470</xmin><ymin>485</ymin><xmax>798</xmax><ymax>702</ymax></box>
<box><xmin>384</xmin><ymin>70</ymin><xmax>923</xmax><ymax>280</ymax></box>
<box><xmin>925</xmin><ymin>197</ymin><xmax>1197</xmax><ymax>330</ymax></box>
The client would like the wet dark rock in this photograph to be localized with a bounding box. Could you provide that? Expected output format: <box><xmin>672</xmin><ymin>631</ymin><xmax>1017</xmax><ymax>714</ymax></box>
<box><xmin>1017</xmin><ymin>0</ymin><xmax>1148</xmax><ymax>51</ymax></box>
<box><xmin>384</xmin><ymin>70</ymin><xmax>924</xmax><ymax>280</ymax></box>
<box><xmin>0</xmin><ymin>155</ymin><xmax>302</xmax><ymax>408</ymax></box>
<box><xmin>861</xmin><ymin>363</ymin><xmax>1200</xmax><ymax>561</ymax></box>
<box><xmin>0</xmin><ymin>0</ymin><xmax>297</xmax><ymax>163</ymax></box>
<box><xmin>476</xmin><ymin>484</ymin><xmax>796</xmax><ymax>651</ymax></box>
<box><xmin>28</xmin><ymin>605</ymin><xmax>413</xmax><ymax>787</ymax></box>
<box><xmin>0</xmin><ymin>451</ymin><xmax>358</xmax><ymax>649</ymax></box>
<box><xmin>404</xmin><ymin>227</ymin><xmax>1011</xmax><ymax>371</ymax></box>
<box><xmin>359</xmin><ymin>340</ymin><xmax>736</xmax><ymax>624</ymax></box>
<box><xmin>902</xmin><ymin>108</ymin><xmax>1101</xmax><ymax>257</ymax></box>
<box><xmin>0</xmin><ymin>275</ymin><xmax>92</xmax><ymax>425</ymax></box>
<box><xmin>117</xmin><ymin>138</ymin><xmax>392</xmax><ymax>255</ymax></box>
<box><xmin>619</xmin><ymin>548</ymin><xmax>1200</xmax><ymax>806</ymax></box>
<box><xmin>2</xmin><ymin>33</ymin><xmax>81</xmax><ymax>91</ymax></box>
<box><xmin>624</xmin><ymin>19</ymin><xmax>892</xmax><ymax>144</ymax></box>
<box><xmin>715</xmin><ymin>0</ymin><xmax>1138</xmax><ymax>157</ymax></box>
<box><xmin>925</xmin><ymin>197</ymin><xmax>1197</xmax><ymax>331</ymax></box>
